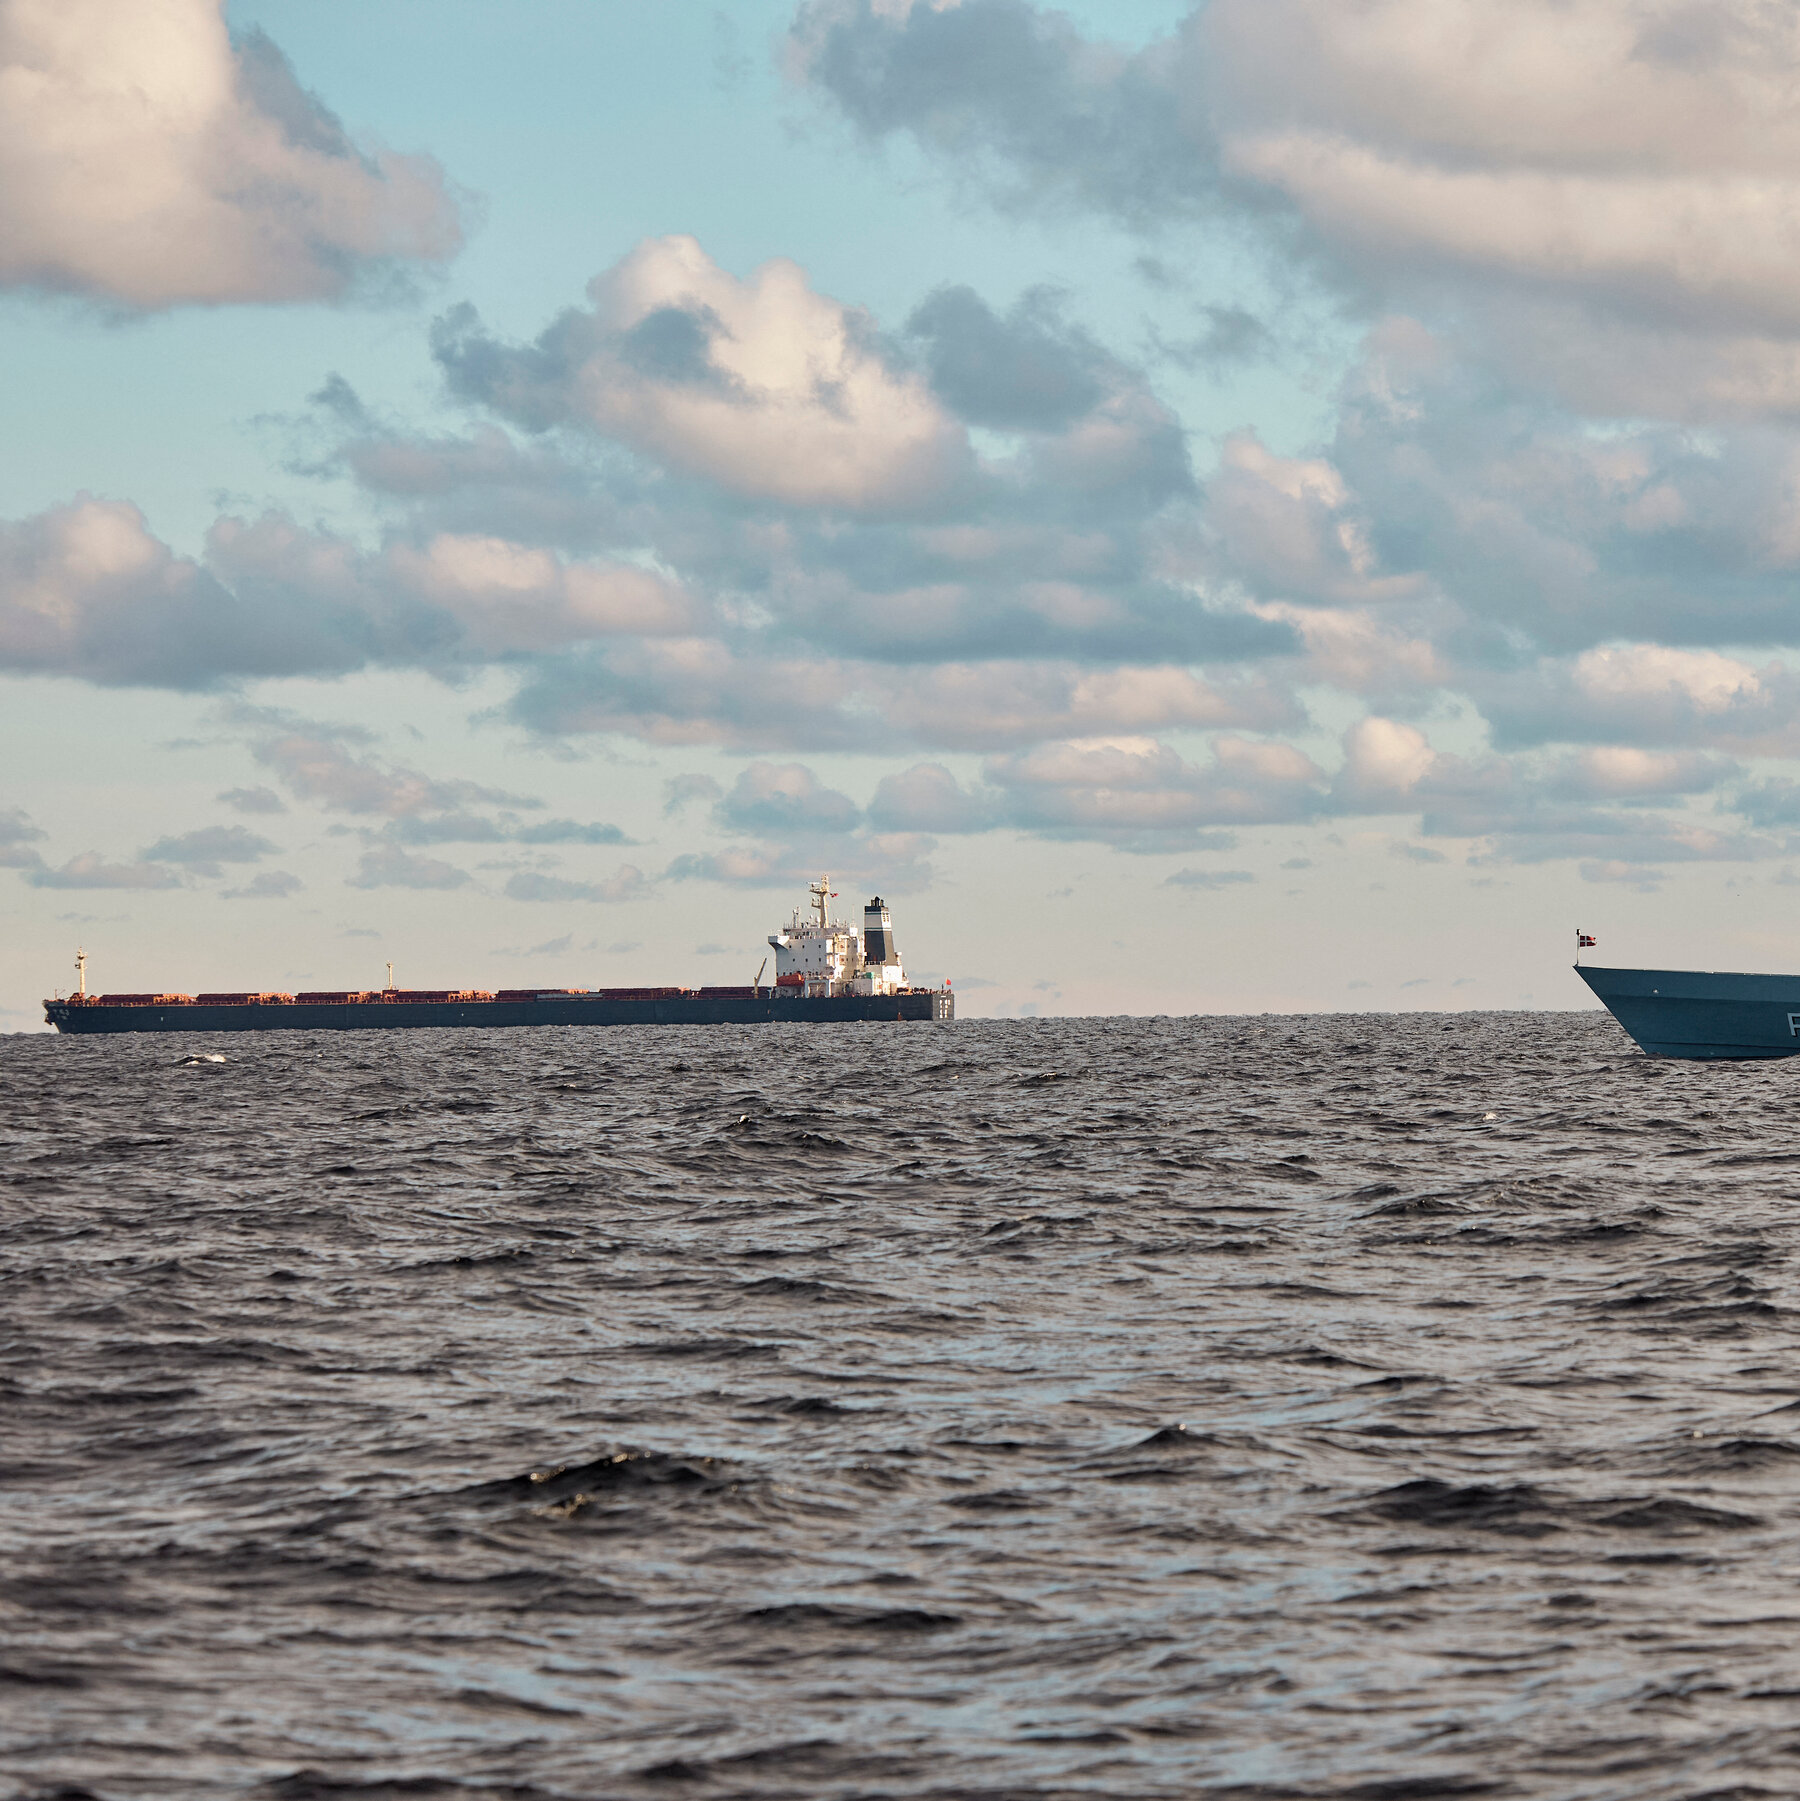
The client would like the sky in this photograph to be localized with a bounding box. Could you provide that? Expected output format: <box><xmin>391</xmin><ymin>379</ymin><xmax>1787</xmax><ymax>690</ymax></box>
<box><xmin>7</xmin><ymin>0</ymin><xmax>1800</xmax><ymax>1028</ymax></box>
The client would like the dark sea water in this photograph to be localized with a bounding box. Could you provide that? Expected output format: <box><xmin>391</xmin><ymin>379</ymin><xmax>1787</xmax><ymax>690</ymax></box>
<box><xmin>7</xmin><ymin>1013</ymin><xmax>1800</xmax><ymax>1801</ymax></box>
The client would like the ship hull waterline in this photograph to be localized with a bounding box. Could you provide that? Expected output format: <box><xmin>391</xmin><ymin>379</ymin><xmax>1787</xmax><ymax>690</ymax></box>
<box><xmin>45</xmin><ymin>991</ymin><xmax>954</xmax><ymax>1035</ymax></box>
<box><xmin>1577</xmin><ymin>964</ymin><xmax>1800</xmax><ymax>1060</ymax></box>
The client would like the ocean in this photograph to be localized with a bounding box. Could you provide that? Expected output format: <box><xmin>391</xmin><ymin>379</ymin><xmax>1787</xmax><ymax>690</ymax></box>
<box><xmin>6</xmin><ymin>1013</ymin><xmax>1800</xmax><ymax>1800</ymax></box>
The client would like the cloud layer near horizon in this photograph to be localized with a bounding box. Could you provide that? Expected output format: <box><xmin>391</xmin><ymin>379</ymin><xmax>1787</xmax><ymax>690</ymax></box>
<box><xmin>11</xmin><ymin>5</ymin><xmax>1800</xmax><ymax>899</ymax></box>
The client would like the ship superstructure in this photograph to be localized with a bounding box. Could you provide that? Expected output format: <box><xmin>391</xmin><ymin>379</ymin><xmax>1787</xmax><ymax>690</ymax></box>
<box><xmin>767</xmin><ymin>878</ymin><xmax>909</xmax><ymax>998</ymax></box>
<box><xmin>43</xmin><ymin>882</ymin><xmax>952</xmax><ymax>1034</ymax></box>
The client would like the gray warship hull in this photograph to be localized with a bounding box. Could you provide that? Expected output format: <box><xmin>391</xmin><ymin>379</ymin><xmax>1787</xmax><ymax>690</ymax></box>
<box><xmin>1576</xmin><ymin>964</ymin><xmax>1800</xmax><ymax>1059</ymax></box>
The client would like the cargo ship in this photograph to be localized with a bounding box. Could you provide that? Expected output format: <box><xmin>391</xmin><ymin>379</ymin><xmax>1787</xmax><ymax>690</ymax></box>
<box><xmin>1577</xmin><ymin>962</ymin><xmax>1800</xmax><ymax>1060</ymax></box>
<box><xmin>43</xmin><ymin>879</ymin><xmax>953</xmax><ymax>1035</ymax></box>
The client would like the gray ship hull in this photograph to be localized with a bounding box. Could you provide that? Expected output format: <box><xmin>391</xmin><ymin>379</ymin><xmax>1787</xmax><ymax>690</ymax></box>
<box><xmin>1576</xmin><ymin>965</ymin><xmax>1800</xmax><ymax>1059</ymax></box>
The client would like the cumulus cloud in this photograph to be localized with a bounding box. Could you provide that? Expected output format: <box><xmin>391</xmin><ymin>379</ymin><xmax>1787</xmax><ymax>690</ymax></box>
<box><xmin>247</xmin><ymin>722</ymin><xmax>534</xmax><ymax>818</ymax></box>
<box><xmin>505</xmin><ymin>638</ymin><xmax>865</xmax><ymax>748</ymax></box>
<box><xmin>221</xmin><ymin>870</ymin><xmax>303</xmax><ymax>900</ymax></box>
<box><xmin>505</xmin><ymin>866</ymin><xmax>649</xmax><ymax>904</ymax></box>
<box><xmin>788</xmin><ymin>0</ymin><xmax>1210</xmax><ymax>224</ymax></box>
<box><xmin>0</xmin><ymin>805</ymin><xmax>42</xmax><ymax>845</ymax></box>
<box><xmin>663</xmin><ymin>773</ymin><xmax>724</xmax><ymax>815</ymax></box>
<box><xmin>1479</xmin><ymin>646</ymin><xmax>1800</xmax><ymax>753</ymax></box>
<box><xmin>0</xmin><ymin>447</ymin><xmax>711</xmax><ymax>688</ymax></box>
<box><xmin>23</xmin><ymin>852</ymin><xmax>183</xmax><ymax>890</ymax></box>
<box><xmin>0</xmin><ymin>0</ymin><xmax>461</xmax><ymax>308</ymax></box>
<box><xmin>435</xmin><ymin>235</ymin><xmax>970</xmax><ymax>511</ymax></box>
<box><xmin>346</xmin><ymin>846</ymin><xmax>470</xmax><ymax>890</ymax></box>
<box><xmin>1164</xmin><ymin>866</ymin><xmax>1255</xmax><ymax>889</ymax></box>
<box><xmin>0</xmin><ymin>498</ymin><xmax>698</xmax><ymax>689</ymax></box>
<box><xmin>983</xmin><ymin>734</ymin><xmax>1330</xmax><ymax>850</ymax></box>
<box><xmin>1203</xmin><ymin>432</ymin><xmax>1420</xmax><ymax>610</ymax></box>
<box><xmin>1202</xmin><ymin>0</ymin><xmax>1800</xmax><ymax>336</ymax></box>
<box><xmin>0</xmin><ymin>804</ymin><xmax>46</xmax><ymax>867</ymax></box>
<box><xmin>664</xmin><ymin>844</ymin><xmax>808</xmax><ymax>887</ymax></box>
<box><xmin>385</xmin><ymin>813</ymin><xmax>628</xmax><ymax>847</ymax></box>
<box><xmin>140</xmin><ymin>824</ymin><xmax>279</xmax><ymax>879</ymax></box>
<box><xmin>514</xmin><ymin>819</ymin><xmax>630</xmax><ymax>846</ymax></box>
<box><xmin>665</xmin><ymin>832</ymin><xmax>936</xmax><ymax>894</ymax></box>
<box><xmin>907</xmin><ymin>283</ymin><xmax>1114</xmax><ymax>433</ymax></box>
<box><xmin>714</xmin><ymin>762</ymin><xmax>860</xmax><ymax>835</ymax></box>
<box><xmin>218</xmin><ymin>785</ymin><xmax>286</xmax><ymax>815</ymax></box>
<box><xmin>795</xmin><ymin>1</ymin><xmax>1800</xmax><ymax>414</ymax></box>
<box><xmin>868</xmin><ymin>762</ymin><xmax>1001</xmax><ymax>834</ymax></box>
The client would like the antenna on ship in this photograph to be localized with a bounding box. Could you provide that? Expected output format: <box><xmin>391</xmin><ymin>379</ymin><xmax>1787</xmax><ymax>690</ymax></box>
<box><xmin>75</xmin><ymin>947</ymin><xmax>86</xmax><ymax>999</ymax></box>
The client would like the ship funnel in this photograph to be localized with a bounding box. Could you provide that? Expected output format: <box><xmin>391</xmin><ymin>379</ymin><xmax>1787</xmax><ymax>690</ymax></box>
<box><xmin>863</xmin><ymin>897</ymin><xmax>897</xmax><ymax>966</ymax></box>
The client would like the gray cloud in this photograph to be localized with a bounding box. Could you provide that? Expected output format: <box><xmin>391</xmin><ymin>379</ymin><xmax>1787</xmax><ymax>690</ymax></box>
<box><xmin>0</xmin><ymin>497</ymin><xmax>696</xmax><ymax>690</ymax></box>
<box><xmin>0</xmin><ymin>806</ymin><xmax>47</xmax><ymax>866</ymax></box>
<box><xmin>506</xmin><ymin>643</ymin><xmax>1301</xmax><ymax>755</ymax></box>
<box><xmin>664</xmin><ymin>773</ymin><xmax>724</xmax><ymax>815</ymax></box>
<box><xmin>24</xmin><ymin>853</ymin><xmax>184</xmax><ymax>890</ymax></box>
<box><xmin>141</xmin><ymin>825</ymin><xmax>280</xmax><ymax>879</ymax></box>
<box><xmin>789</xmin><ymin>0</ymin><xmax>1213</xmax><ymax>225</ymax></box>
<box><xmin>384</xmin><ymin>813</ymin><xmax>629</xmax><ymax>847</ymax></box>
<box><xmin>433</xmin><ymin>237</ymin><xmax>971</xmax><ymax>514</ymax></box>
<box><xmin>1164</xmin><ymin>867</ymin><xmax>1256</xmax><ymax>889</ymax></box>
<box><xmin>983</xmin><ymin>735</ymin><xmax>1331</xmax><ymax>851</ymax></box>
<box><xmin>794</xmin><ymin>1</ymin><xmax>1800</xmax><ymax>420</ymax></box>
<box><xmin>665</xmin><ymin>828</ymin><xmax>937</xmax><ymax>894</ymax></box>
<box><xmin>867</xmin><ymin>763</ymin><xmax>1002</xmax><ymax>834</ymax></box>
<box><xmin>906</xmin><ymin>285</ymin><xmax>1108</xmax><ymax>432</ymax></box>
<box><xmin>515</xmin><ymin>819</ymin><xmax>631</xmax><ymax>845</ymax></box>
<box><xmin>221</xmin><ymin>870</ymin><xmax>303</xmax><ymax>900</ymax></box>
<box><xmin>217</xmin><ymin>785</ymin><xmax>287</xmax><ymax>815</ymax></box>
<box><xmin>714</xmin><ymin>762</ymin><xmax>860</xmax><ymax>836</ymax></box>
<box><xmin>664</xmin><ymin>845</ymin><xmax>819</xmax><ymax>888</ymax></box>
<box><xmin>246</xmin><ymin>721</ymin><xmax>537</xmax><ymax>818</ymax></box>
<box><xmin>505</xmin><ymin>866</ymin><xmax>649</xmax><ymax>904</ymax></box>
<box><xmin>346</xmin><ymin>846</ymin><xmax>471</xmax><ymax>890</ymax></box>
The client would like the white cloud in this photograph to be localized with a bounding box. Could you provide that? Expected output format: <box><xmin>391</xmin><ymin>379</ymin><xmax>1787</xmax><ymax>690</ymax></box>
<box><xmin>1205</xmin><ymin>0</ymin><xmax>1800</xmax><ymax>336</ymax></box>
<box><xmin>378</xmin><ymin>534</ymin><xmax>700</xmax><ymax>651</ymax></box>
<box><xmin>250</xmin><ymin>726</ymin><xmax>531</xmax><ymax>818</ymax></box>
<box><xmin>1574</xmin><ymin>644</ymin><xmax>1764</xmax><ymax>716</ymax></box>
<box><xmin>984</xmin><ymin>733</ymin><xmax>1329</xmax><ymax>847</ymax></box>
<box><xmin>437</xmin><ymin>235</ymin><xmax>970</xmax><ymax>511</ymax></box>
<box><xmin>0</xmin><ymin>0</ymin><xmax>460</xmax><ymax>307</ymax></box>
<box><xmin>1204</xmin><ymin>432</ymin><xmax>1421</xmax><ymax>609</ymax></box>
<box><xmin>877</xmin><ymin>660</ymin><xmax>1300</xmax><ymax>750</ymax></box>
<box><xmin>0</xmin><ymin>499</ymin><xmax>697</xmax><ymax>688</ymax></box>
<box><xmin>1335</xmin><ymin>716</ymin><xmax>1439</xmax><ymax>807</ymax></box>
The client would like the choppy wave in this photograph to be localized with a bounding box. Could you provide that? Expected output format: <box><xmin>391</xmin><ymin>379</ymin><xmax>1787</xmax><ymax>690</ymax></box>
<box><xmin>6</xmin><ymin>1012</ymin><xmax>1800</xmax><ymax>1797</ymax></box>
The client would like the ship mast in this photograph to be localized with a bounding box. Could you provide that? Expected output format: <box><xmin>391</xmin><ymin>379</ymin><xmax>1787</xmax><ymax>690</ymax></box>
<box><xmin>810</xmin><ymin>875</ymin><xmax>830</xmax><ymax>930</ymax></box>
<box><xmin>75</xmin><ymin>947</ymin><xmax>86</xmax><ymax>998</ymax></box>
